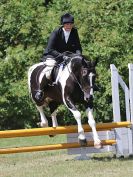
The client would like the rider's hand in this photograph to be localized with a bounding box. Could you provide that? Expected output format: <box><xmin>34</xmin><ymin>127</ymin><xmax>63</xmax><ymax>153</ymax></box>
<box><xmin>76</xmin><ymin>50</ymin><xmax>82</xmax><ymax>55</ymax></box>
<box><xmin>63</xmin><ymin>55</ymin><xmax>69</xmax><ymax>61</ymax></box>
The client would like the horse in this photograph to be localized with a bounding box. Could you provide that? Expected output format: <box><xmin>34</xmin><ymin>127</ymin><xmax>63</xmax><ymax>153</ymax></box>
<box><xmin>28</xmin><ymin>53</ymin><xmax>102</xmax><ymax>148</ymax></box>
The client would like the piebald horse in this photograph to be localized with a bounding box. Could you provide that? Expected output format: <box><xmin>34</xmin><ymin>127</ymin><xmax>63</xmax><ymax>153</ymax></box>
<box><xmin>28</xmin><ymin>54</ymin><xmax>101</xmax><ymax>148</ymax></box>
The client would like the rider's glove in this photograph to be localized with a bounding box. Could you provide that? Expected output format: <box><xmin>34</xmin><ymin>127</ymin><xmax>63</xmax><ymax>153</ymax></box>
<box><xmin>76</xmin><ymin>50</ymin><xmax>82</xmax><ymax>55</ymax></box>
<box><xmin>63</xmin><ymin>55</ymin><xmax>69</xmax><ymax>61</ymax></box>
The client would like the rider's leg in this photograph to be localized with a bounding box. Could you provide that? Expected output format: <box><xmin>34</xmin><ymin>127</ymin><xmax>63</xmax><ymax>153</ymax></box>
<box><xmin>35</xmin><ymin>58</ymin><xmax>56</xmax><ymax>100</ymax></box>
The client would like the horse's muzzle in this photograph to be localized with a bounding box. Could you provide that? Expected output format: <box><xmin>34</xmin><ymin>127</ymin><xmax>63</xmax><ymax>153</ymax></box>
<box><xmin>84</xmin><ymin>95</ymin><xmax>93</xmax><ymax>101</ymax></box>
<box><xmin>83</xmin><ymin>86</ymin><xmax>94</xmax><ymax>101</ymax></box>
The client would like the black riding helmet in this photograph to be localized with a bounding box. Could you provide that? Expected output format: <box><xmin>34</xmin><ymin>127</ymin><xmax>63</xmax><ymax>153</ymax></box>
<box><xmin>61</xmin><ymin>13</ymin><xmax>74</xmax><ymax>25</ymax></box>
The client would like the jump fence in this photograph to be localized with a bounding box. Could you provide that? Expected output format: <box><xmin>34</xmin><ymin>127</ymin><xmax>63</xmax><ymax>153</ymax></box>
<box><xmin>0</xmin><ymin>122</ymin><xmax>131</xmax><ymax>155</ymax></box>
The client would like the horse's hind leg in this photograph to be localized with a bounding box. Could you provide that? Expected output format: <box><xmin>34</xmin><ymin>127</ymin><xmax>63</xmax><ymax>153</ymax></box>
<box><xmin>36</xmin><ymin>106</ymin><xmax>48</xmax><ymax>127</ymax></box>
<box><xmin>86</xmin><ymin>107</ymin><xmax>102</xmax><ymax>149</ymax></box>
<box><xmin>48</xmin><ymin>110</ymin><xmax>58</xmax><ymax>137</ymax></box>
<box><xmin>49</xmin><ymin>102</ymin><xmax>58</xmax><ymax>128</ymax></box>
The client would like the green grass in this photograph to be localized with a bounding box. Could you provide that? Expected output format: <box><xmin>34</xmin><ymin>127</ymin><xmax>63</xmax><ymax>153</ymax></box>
<box><xmin>0</xmin><ymin>135</ymin><xmax>133</xmax><ymax>177</ymax></box>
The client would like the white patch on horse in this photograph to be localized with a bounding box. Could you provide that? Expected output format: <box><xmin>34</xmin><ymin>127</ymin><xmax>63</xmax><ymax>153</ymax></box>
<box><xmin>89</xmin><ymin>72</ymin><xmax>95</xmax><ymax>95</ymax></box>
<box><xmin>28</xmin><ymin>63</ymin><xmax>44</xmax><ymax>93</ymax></box>
<box><xmin>55</xmin><ymin>64</ymin><xmax>64</xmax><ymax>84</ymax></box>
<box><xmin>59</xmin><ymin>61</ymin><xmax>74</xmax><ymax>108</ymax></box>
<box><xmin>39</xmin><ymin>67</ymin><xmax>50</xmax><ymax>83</ymax></box>
<box><xmin>59</xmin><ymin>61</ymin><xmax>86</xmax><ymax>141</ymax></box>
<box><xmin>59</xmin><ymin>62</ymin><xmax>71</xmax><ymax>101</ymax></box>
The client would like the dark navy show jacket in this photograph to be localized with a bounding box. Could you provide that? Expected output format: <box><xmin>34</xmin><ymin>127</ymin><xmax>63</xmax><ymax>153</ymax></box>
<box><xmin>44</xmin><ymin>26</ymin><xmax>82</xmax><ymax>56</ymax></box>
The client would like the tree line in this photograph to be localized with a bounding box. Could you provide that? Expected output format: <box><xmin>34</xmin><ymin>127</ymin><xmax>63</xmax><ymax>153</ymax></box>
<box><xmin>0</xmin><ymin>0</ymin><xmax>133</xmax><ymax>130</ymax></box>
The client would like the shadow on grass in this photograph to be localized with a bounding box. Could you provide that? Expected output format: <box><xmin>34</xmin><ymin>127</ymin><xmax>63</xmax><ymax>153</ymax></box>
<box><xmin>91</xmin><ymin>154</ymin><xmax>133</xmax><ymax>162</ymax></box>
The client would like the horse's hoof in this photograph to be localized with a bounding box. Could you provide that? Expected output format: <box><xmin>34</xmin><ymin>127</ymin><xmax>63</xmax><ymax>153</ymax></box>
<box><xmin>94</xmin><ymin>142</ymin><xmax>103</xmax><ymax>149</ymax></box>
<box><xmin>79</xmin><ymin>139</ymin><xmax>87</xmax><ymax>147</ymax></box>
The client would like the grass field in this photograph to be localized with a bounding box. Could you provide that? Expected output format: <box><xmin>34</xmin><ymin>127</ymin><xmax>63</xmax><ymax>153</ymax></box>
<box><xmin>0</xmin><ymin>135</ymin><xmax>133</xmax><ymax>177</ymax></box>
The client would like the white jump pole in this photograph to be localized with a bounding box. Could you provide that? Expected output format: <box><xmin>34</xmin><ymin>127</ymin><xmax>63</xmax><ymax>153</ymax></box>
<box><xmin>128</xmin><ymin>63</ymin><xmax>133</xmax><ymax>155</ymax></box>
<box><xmin>110</xmin><ymin>64</ymin><xmax>124</xmax><ymax>157</ymax></box>
<box><xmin>128</xmin><ymin>64</ymin><xmax>133</xmax><ymax>122</ymax></box>
<box><xmin>118</xmin><ymin>73</ymin><xmax>132</xmax><ymax>155</ymax></box>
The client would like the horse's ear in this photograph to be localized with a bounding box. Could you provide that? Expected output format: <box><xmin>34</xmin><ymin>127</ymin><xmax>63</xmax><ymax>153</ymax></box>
<box><xmin>86</xmin><ymin>61</ymin><xmax>91</xmax><ymax>68</ymax></box>
<box><xmin>82</xmin><ymin>55</ymin><xmax>98</xmax><ymax>67</ymax></box>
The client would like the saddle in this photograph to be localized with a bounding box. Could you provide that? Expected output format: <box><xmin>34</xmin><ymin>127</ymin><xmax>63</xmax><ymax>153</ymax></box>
<box><xmin>41</xmin><ymin>51</ymin><xmax>72</xmax><ymax>85</ymax></box>
<box><xmin>51</xmin><ymin>56</ymin><xmax>71</xmax><ymax>84</ymax></box>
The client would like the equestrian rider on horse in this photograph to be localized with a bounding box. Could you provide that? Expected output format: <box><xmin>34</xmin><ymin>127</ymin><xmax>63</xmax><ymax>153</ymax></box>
<box><xmin>41</xmin><ymin>13</ymin><xmax>82</xmax><ymax>84</ymax></box>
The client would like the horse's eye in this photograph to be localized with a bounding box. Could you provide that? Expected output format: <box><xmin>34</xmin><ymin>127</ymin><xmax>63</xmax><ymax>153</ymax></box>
<box><xmin>82</xmin><ymin>69</ymin><xmax>88</xmax><ymax>76</ymax></box>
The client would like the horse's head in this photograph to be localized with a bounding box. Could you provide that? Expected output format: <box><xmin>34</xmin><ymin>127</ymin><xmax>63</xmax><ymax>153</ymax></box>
<box><xmin>71</xmin><ymin>55</ymin><xmax>98</xmax><ymax>101</ymax></box>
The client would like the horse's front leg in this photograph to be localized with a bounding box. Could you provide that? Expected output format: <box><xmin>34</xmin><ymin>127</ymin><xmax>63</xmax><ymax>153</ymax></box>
<box><xmin>72</xmin><ymin>110</ymin><xmax>87</xmax><ymax>146</ymax></box>
<box><xmin>64</xmin><ymin>97</ymin><xmax>87</xmax><ymax>146</ymax></box>
<box><xmin>51</xmin><ymin>110</ymin><xmax>58</xmax><ymax>128</ymax></box>
<box><xmin>36</xmin><ymin>106</ymin><xmax>48</xmax><ymax>127</ymax></box>
<box><xmin>86</xmin><ymin>107</ymin><xmax>102</xmax><ymax>148</ymax></box>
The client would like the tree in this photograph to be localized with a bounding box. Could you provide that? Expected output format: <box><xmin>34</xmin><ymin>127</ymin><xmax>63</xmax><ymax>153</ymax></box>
<box><xmin>0</xmin><ymin>0</ymin><xmax>133</xmax><ymax>129</ymax></box>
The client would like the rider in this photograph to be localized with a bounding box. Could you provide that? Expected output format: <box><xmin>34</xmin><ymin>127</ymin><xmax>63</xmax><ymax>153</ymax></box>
<box><xmin>42</xmin><ymin>13</ymin><xmax>82</xmax><ymax>83</ymax></box>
